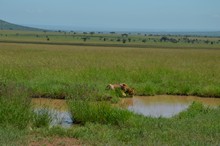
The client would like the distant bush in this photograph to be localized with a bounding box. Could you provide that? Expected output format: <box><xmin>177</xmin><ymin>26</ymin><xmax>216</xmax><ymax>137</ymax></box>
<box><xmin>142</xmin><ymin>39</ymin><xmax>147</xmax><ymax>43</ymax></box>
<box><xmin>160</xmin><ymin>36</ymin><xmax>178</xmax><ymax>43</ymax></box>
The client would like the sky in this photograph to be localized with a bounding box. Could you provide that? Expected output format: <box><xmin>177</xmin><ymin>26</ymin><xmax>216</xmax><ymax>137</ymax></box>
<box><xmin>0</xmin><ymin>0</ymin><xmax>220</xmax><ymax>31</ymax></box>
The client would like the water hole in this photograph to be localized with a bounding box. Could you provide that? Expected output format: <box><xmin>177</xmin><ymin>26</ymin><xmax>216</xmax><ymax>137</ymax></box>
<box><xmin>32</xmin><ymin>95</ymin><xmax>220</xmax><ymax>127</ymax></box>
<box><xmin>123</xmin><ymin>95</ymin><xmax>220</xmax><ymax>117</ymax></box>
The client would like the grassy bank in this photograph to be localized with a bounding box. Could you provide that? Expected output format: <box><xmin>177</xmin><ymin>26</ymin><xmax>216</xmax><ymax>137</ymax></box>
<box><xmin>39</xmin><ymin>101</ymin><xmax>219</xmax><ymax>145</ymax></box>
<box><xmin>1</xmin><ymin>87</ymin><xmax>219</xmax><ymax>145</ymax></box>
<box><xmin>0</xmin><ymin>43</ymin><xmax>220</xmax><ymax>98</ymax></box>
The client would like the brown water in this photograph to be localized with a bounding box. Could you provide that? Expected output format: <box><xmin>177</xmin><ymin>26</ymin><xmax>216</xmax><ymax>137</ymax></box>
<box><xmin>32</xmin><ymin>95</ymin><xmax>220</xmax><ymax>122</ymax></box>
<box><xmin>123</xmin><ymin>95</ymin><xmax>220</xmax><ymax>118</ymax></box>
<box><xmin>32</xmin><ymin>98</ymin><xmax>68</xmax><ymax>111</ymax></box>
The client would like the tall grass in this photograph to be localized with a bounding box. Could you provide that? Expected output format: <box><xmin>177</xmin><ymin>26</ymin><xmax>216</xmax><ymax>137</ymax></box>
<box><xmin>0</xmin><ymin>82</ymin><xmax>31</xmax><ymax>145</ymax></box>
<box><xmin>32</xmin><ymin>108</ymin><xmax>53</xmax><ymax>128</ymax></box>
<box><xmin>68</xmin><ymin>100</ymin><xmax>132</xmax><ymax>125</ymax></box>
<box><xmin>0</xmin><ymin>82</ymin><xmax>54</xmax><ymax>145</ymax></box>
<box><xmin>175</xmin><ymin>101</ymin><xmax>211</xmax><ymax>119</ymax></box>
<box><xmin>0</xmin><ymin>43</ymin><xmax>220</xmax><ymax>98</ymax></box>
<box><xmin>0</xmin><ymin>82</ymin><xmax>32</xmax><ymax>129</ymax></box>
<box><xmin>0</xmin><ymin>126</ymin><xmax>27</xmax><ymax>146</ymax></box>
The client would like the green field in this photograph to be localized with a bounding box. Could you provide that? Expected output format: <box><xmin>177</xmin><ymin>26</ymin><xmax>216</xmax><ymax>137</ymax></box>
<box><xmin>0</xmin><ymin>42</ymin><xmax>220</xmax><ymax>98</ymax></box>
<box><xmin>0</xmin><ymin>30</ymin><xmax>220</xmax><ymax>145</ymax></box>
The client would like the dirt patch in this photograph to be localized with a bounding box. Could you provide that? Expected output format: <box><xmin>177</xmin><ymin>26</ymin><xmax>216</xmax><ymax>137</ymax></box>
<box><xmin>28</xmin><ymin>136</ymin><xmax>82</xmax><ymax>146</ymax></box>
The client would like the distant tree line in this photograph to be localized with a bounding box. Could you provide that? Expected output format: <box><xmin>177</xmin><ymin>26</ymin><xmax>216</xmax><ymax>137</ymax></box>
<box><xmin>1</xmin><ymin>30</ymin><xmax>220</xmax><ymax>45</ymax></box>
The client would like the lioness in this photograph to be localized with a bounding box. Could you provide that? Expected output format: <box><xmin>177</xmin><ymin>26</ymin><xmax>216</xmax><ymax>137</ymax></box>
<box><xmin>106</xmin><ymin>83</ymin><xmax>134</xmax><ymax>97</ymax></box>
<box><xmin>106</xmin><ymin>84</ymin><xmax>120</xmax><ymax>90</ymax></box>
<box><xmin>120</xmin><ymin>84</ymin><xmax>135</xmax><ymax>96</ymax></box>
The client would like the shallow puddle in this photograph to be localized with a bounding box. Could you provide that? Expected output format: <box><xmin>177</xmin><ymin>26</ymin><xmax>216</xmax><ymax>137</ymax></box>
<box><xmin>32</xmin><ymin>95</ymin><xmax>220</xmax><ymax>124</ymax></box>
<box><xmin>34</xmin><ymin>108</ymin><xmax>73</xmax><ymax>128</ymax></box>
<box><xmin>125</xmin><ymin>95</ymin><xmax>220</xmax><ymax>118</ymax></box>
<box><xmin>32</xmin><ymin>98</ymin><xmax>68</xmax><ymax>111</ymax></box>
<box><xmin>32</xmin><ymin>98</ymin><xmax>72</xmax><ymax>128</ymax></box>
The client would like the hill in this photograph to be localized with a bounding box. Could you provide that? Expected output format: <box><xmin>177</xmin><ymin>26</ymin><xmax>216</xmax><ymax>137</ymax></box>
<box><xmin>0</xmin><ymin>19</ymin><xmax>44</xmax><ymax>31</ymax></box>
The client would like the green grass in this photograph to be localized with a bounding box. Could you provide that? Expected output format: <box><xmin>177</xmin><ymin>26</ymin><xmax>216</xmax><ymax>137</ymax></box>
<box><xmin>0</xmin><ymin>31</ymin><xmax>220</xmax><ymax>145</ymax></box>
<box><xmin>41</xmin><ymin>101</ymin><xmax>220</xmax><ymax>145</ymax></box>
<box><xmin>32</xmin><ymin>108</ymin><xmax>53</xmax><ymax>128</ymax></box>
<box><xmin>0</xmin><ymin>82</ymin><xmax>32</xmax><ymax>129</ymax></box>
<box><xmin>68</xmin><ymin>100</ymin><xmax>132</xmax><ymax>125</ymax></box>
<box><xmin>0</xmin><ymin>43</ymin><xmax>220</xmax><ymax>98</ymax></box>
<box><xmin>0</xmin><ymin>126</ymin><xmax>27</xmax><ymax>146</ymax></box>
<box><xmin>0</xmin><ymin>82</ymin><xmax>52</xmax><ymax>145</ymax></box>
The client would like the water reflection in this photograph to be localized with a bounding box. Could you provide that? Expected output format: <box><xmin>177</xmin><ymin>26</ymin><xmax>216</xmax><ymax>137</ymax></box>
<box><xmin>34</xmin><ymin>108</ymin><xmax>73</xmax><ymax>128</ymax></box>
<box><xmin>126</xmin><ymin>95</ymin><xmax>220</xmax><ymax>118</ymax></box>
<box><xmin>32</xmin><ymin>98</ymin><xmax>73</xmax><ymax>128</ymax></box>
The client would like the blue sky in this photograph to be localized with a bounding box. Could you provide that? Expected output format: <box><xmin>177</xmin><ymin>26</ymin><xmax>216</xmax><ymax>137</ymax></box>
<box><xmin>0</xmin><ymin>0</ymin><xmax>220</xmax><ymax>31</ymax></box>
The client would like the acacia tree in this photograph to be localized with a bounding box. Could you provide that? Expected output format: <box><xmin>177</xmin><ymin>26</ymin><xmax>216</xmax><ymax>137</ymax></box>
<box><xmin>82</xmin><ymin>37</ymin><xmax>87</xmax><ymax>42</ymax></box>
<box><xmin>90</xmin><ymin>32</ymin><xmax>95</xmax><ymax>35</ymax></box>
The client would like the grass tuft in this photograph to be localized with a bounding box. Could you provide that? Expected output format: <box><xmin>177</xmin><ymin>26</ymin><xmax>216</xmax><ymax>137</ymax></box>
<box><xmin>68</xmin><ymin>100</ymin><xmax>132</xmax><ymax>126</ymax></box>
<box><xmin>175</xmin><ymin>101</ymin><xmax>211</xmax><ymax>119</ymax></box>
<box><xmin>32</xmin><ymin>108</ymin><xmax>53</xmax><ymax>128</ymax></box>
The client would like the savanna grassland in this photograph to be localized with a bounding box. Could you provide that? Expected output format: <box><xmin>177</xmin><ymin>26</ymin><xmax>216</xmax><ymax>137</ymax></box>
<box><xmin>0</xmin><ymin>30</ymin><xmax>220</xmax><ymax>145</ymax></box>
<box><xmin>1</xmin><ymin>42</ymin><xmax>220</xmax><ymax>97</ymax></box>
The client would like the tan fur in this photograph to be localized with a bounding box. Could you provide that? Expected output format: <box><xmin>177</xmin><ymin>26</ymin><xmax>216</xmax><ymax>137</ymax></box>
<box><xmin>121</xmin><ymin>85</ymin><xmax>135</xmax><ymax>96</ymax></box>
<box><xmin>125</xmin><ymin>88</ymin><xmax>135</xmax><ymax>96</ymax></box>
<box><xmin>106</xmin><ymin>83</ymin><xmax>135</xmax><ymax>97</ymax></box>
<box><xmin>105</xmin><ymin>84</ymin><xmax>122</xmax><ymax>90</ymax></box>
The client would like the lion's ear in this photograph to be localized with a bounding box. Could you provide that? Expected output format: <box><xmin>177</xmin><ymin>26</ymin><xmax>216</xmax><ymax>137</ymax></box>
<box><xmin>121</xmin><ymin>83</ymin><xmax>127</xmax><ymax>87</ymax></box>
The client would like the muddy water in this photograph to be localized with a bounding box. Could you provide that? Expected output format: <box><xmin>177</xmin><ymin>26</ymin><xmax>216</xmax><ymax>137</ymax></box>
<box><xmin>123</xmin><ymin>95</ymin><xmax>220</xmax><ymax>118</ymax></box>
<box><xmin>32</xmin><ymin>98</ymin><xmax>73</xmax><ymax>128</ymax></box>
<box><xmin>32</xmin><ymin>95</ymin><xmax>220</xmax><ymax>124</ymax></box>
<box><xmin>32</xmin><ymin>98</ymin><xmax>68</xmax><ymax>111</ymax></box>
